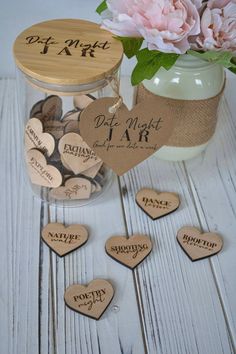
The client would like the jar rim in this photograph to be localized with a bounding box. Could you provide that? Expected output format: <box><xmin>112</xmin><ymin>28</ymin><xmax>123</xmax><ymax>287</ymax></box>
<box><xmin>175</xmin><ymin>53</ymin><xmax>220</xmax><ymax>70</ymax></box>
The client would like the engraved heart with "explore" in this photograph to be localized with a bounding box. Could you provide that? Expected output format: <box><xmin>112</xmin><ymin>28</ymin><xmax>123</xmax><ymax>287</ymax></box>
<box><xmin>64</xmin><ymin>279</ymin><xmax>114</xmax><ymax>320</ymax></box>
<box><xmin>79</xmin><ymin>97</ymin><xmax>175</xmax><ymax>175</ymax></box>
<box><xmin>105</xmin><ymin>234</ymin><xmax>153</xmax><ymax>269</ymax></box>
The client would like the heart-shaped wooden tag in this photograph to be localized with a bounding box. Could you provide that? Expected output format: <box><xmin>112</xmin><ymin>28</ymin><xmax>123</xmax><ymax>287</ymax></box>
<box><xmin>41</xmin><ymin>95</ymin><xmax>63</xmax><ymax>121</ymax></box>
<box><xmin>73</xmin><ymin>94</ymin><xmax>95</xmax><ymax>110</ymax></box>
<box><xmin>42</xmin><ymin>223</ymin><xmax>88</xmax><ymax>257</ymax></box>
<box><xmin>58</xmin><ymin>133</ymin><xmax>102</xmax><ymax>175</ymax></box>
<box><xmin>105</xmin><ymin>234</ymin><xmax>152</xmax><ymax>269</ymax></box>
<box><xmin>25</xmin><ymin>118</ymin><xmax>55</xmax><ymax>156</ymax></box>
<box><xmin>79</xmin><ymin>97</ymin><xmax>175</xmax><ymax>175</ymax></box>
<box><xmin>177</xmin><ymin>226</ymin><xmax>223</xmax><ymax>261</ymax></box>
<box><xmin>62</xmin><ymin>109</ymin><xmax>81</xmax><ymax>122</ymax></box>
<box><xmin>64</xmin><ymin>120</ymin><xmax>80</xmax><ymax>134</ymax></box>
<box><xmin>30</xmin><ymin>99</ymin><xmax>44</xmax><ymax>118</ymax></box>
<box><xmin>44</xmin><ymin>120</ymin><xmax>69</xmax><ymax>140</ymax></box>
<box><xmin>50</xmin><ymin>177</ymin><xmax>92</xmax><ymax>200</ymax></box>
<box><xmin>26</xmin><ymin>149</ymin><xmax>62</xmax><ymax>188</ymax></box>
<box><xmin>64</xmin><ymin>279</ymin><xmax>114</xmax><ymax>320</ymax></box>
<box><xmin>82</xmin><ymin>161</ymin><xmax>103</xmax><ymax>178</ymax></box>
<box><xmin>136</xmin><ymin>188</ymin><xmax>180</xmax><ymax>220</ymax></box>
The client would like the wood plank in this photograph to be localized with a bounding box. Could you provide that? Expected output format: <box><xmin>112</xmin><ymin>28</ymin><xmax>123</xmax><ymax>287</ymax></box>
<box><xmin>42</xmin><ymin>78</ymin><xmax>146</xmax><ymax>354</ymax></box>
<box><xmin>120</xmin><ymin>77</ymin><xmax>234</xmax><ymax>354</ymax></box>
<box><xmin>184</xmin><ymin>91</ymin><xmax>236</xmax><ymax>348</ymax></box>
<box><xmin>0</xmin><ymin>79</ymin><xmax>54</xmax><ymax>354</ymax></box>
<box><xmin>48</xmin><ymin>181</ymin><xmax>145</xmax><ymax>354</ymax></box>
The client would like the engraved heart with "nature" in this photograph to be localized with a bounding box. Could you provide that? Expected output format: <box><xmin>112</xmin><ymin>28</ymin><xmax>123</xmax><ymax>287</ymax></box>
<box><xmin>42</xmin><ymin>223</ymin><xmax>88</xmax><ymax>257</ymax></box>
<box><xmin>79</xmin><ymin>97</ymin><xmax>175</xmax><ymax>175</ymax></box>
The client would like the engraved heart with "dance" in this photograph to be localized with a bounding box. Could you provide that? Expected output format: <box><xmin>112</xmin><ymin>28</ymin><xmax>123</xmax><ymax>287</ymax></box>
<box><xmin>136</xmin><ymin>188</ymin><xmax>180</xmax><ymax>220</ymax></box>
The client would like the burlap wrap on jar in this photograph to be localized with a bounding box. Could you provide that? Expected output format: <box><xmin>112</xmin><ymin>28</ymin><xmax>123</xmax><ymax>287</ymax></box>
<box><xmin>136</xmin><ymin>82</ymin><xmax>225</xmax><ymax>148</ymax></box>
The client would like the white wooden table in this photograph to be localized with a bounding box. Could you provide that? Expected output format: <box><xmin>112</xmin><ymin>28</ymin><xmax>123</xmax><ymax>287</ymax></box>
<box><xmin>1</xmin><ymin>76</ymin><xmax>236</xmax><ymax>354</ymax></box>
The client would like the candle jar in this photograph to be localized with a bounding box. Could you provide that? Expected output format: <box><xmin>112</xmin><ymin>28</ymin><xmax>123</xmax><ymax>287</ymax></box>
<box><xmin>136</xmin><ymin>54</ymin><xmax>225</xmax><ymax>161</ymax></box>
<box><xmin>13</xmin><ymin>19</ymin><xmax>123</xmax><ymax>206</ymax></box>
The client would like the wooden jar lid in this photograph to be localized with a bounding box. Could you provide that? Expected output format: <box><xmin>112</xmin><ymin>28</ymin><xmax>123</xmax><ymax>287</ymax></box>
<box><xmin>13</xmin><ymin>19</ymin><xmax>123</xmax><ymax>88</ymax></box>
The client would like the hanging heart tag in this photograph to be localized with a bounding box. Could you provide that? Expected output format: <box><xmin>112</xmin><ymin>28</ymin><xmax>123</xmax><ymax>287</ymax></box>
<box><xmin>79</xmin><ymin>97</ymin><xmax>175</xmax><ymax>175</ymax></box>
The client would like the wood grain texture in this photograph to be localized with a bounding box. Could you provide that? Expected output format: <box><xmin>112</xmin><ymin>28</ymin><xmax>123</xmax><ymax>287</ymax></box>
<box><xmin>184</xmin><ymin>81</ymin><xmax>236</xmax><ymax>348</ymax></box>
<box><xmin>0</xmin><ymin>79</ymin><xmax>54</xmax><ymax>354</ymax></box>
<box><xmin>0</xmin><ymin>78</ymin><xmax>145</xmax><ymax>353</ymax></box>
<box><xmin>48</xmin><ymin>181</ymin><xmax>145</xmax><ymax>354</ymax></box>
<box><xmin>120</xmin><ymin>77</ymin><xmax>236</xmax><ymax>354</ymax></box>
<box><xmin>0</xmin><ymin>76</ymin><xmax>236</xmax><ymax>354</ymax></box>
<box><xmin>13</xmin><ymin>19</ymin><xmax>123</xmax><ymax>86</ymax></box>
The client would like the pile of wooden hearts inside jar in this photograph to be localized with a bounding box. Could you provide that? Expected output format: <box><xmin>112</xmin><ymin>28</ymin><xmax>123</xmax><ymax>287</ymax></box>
<box><xmin>25</xmin><ymin>94</ymin><xmax>108</xmax><ymax>201</ymax></box>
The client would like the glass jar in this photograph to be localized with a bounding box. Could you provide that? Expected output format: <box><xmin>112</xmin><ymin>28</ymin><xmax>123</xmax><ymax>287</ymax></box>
<box><xmin>139</xmin><ymin>54</ymin><xmax>225</xmax><ymax>161</ymax></box>
<box><xmin>13</xmin><ymin>19</ymin><xmax>123</xmax><ymax>206</ymax></box>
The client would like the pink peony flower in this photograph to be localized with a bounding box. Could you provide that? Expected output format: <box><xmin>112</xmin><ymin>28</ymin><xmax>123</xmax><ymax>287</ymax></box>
<box><xmin>102</xmin><ymin>0</ymin><xmax>200</xmax><ymax>54</ymax></box>
<box><xmin>193</xmin><ymin>0</ymin><xmax>236</xmax><ymax>53</ymax></box>
<box><xmin>191</xmin><ymin>0</ymin><xmax>203</xmax><ymax>9</ymax></box>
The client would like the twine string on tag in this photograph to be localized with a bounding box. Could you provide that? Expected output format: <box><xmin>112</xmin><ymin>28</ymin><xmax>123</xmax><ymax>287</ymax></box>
<box><xmin>106</xmin><ymin>75</ymin><xmax>123</xmax><ymax>114</ymax></box>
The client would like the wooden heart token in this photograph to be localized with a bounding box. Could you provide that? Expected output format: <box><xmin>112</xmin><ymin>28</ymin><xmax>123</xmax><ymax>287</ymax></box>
<box><xmin>79</xmin><ymin>97</ymin><xmax>175</xmax><ymax>175</ymax></box>
<box><xmin>82</xmin><ymin>161</ymin><xmax>103</xmax><ymax>178</ymax></box>
<box><xmin>44</xmin><ymin>120</ymin><xmax>69</xmax><ymax>140</ymax></box>
<box><xmin>58</xmin><ymin>133</ymin><xmax>102</xmax><ymax>175</ymax></box>
<box><xmin>50</xmin><ymin>177</ymin><xmax>92</xmax><ymax>200</ymax></box>
<box><xmin>177</xmin><ymin>226</ymin><xmax>223</xmax><ymax>261</ymax></box>
<box><xmin>136</xmin><ymin>188</ymin><xmax>180</xmax><ymax>220</ymax></box>
<box><xmin>62</xmin><ymin>109</ymin><xmax>81</xmax><ymax>122</ymax></box>
<box><xmin>105</xmin><ymin>234</ymin><xmax>152</xmax><ymax>269</ymax></box>
<box><xmin>30</xmin><ymin>99</ymin><xmax>44</xmax><ymax>118</ymax></box>
<box><xmin>26</xmin><ymin>149</ymin><xmax>62</xmax><ymax>188</ymax></box>
<box><xmin>64</xmin><ymin>120</ymin><xmax>80</xmax><ymax>134</ymax></box>
<box><xmin>64</xmin><ymin>279</ymin><xmax>114</xmax><ymax>320</ymax></box>
<box><xmin>25</xmin><ymin>118</ymin><xmax>55</xmax><ymax>156</ymax></box>
<box><xmin>42</xmin><ymin>223</ymin><xmax>88</xmax><ymax>257</ymax></box>
<box><xmin>73</xmin><ymin>94</ymin><xmax>95</xmax><ymax>110</ymax></box>
<box><xmin>41</xmin><ymin>95</ymin><xmax>63</xmax><ymax>121</ymax></box>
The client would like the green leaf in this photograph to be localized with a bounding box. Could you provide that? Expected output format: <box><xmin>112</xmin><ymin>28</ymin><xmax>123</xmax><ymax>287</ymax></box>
<box><xmin>229</xmin><ymin>66</ymin><xmax>236</xmax><ymax>74</ymax></box>
<box><xmin>188</xmin><ymin>50</ymin><xmax>236</xmax><ymax>69</ymax></box>
<box><xmin>131</xmin><ymin>48</ymin><xmax>179</xmax><ymax>86</ymax></box>
<box><xmin>115</xmin><ymin>37</ymin><xmax>143</xmax><ymax>59</ymax></box>
<box><xmin>229</xmin><ymin>57</ymin><xmax>236</xmax><ymax>74</ymax></box>
<box><xmin>96</xmin><ymin>0</ymin><xmax>108</xmax><ymax>14</ymax></box>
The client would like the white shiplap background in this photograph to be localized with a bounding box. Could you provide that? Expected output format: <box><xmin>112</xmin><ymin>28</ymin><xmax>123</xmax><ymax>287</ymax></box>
<box><xmin>0</xmin><ymin>0</ymin><xmax>134</xmax><ymax>77</ymax></box>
